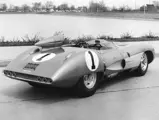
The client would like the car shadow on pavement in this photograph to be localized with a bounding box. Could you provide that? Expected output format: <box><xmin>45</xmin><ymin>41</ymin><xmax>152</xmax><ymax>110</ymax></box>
<box><xmin>98</xmin><ymin>71</ymin><xmax>138</xmax><ymax>91</ymax></box>
<box><xmin>1</xmin><ymin>71</ymin><xmax>139</xmax><ymax>104</ymax></box>
<box><xmin>1</xmin><ymin>82</ymin><xmax>78</xmax><ymax>104</ymax></box>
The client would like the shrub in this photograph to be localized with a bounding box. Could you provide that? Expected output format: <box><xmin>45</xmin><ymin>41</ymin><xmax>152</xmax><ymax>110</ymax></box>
<box><xmin>142</xmin><ymin>31</ymin><xmax>158</xmax><ymax>38</ymax></box>
<box><xmin>120</xmin><ymin>32</ymin><xmax>132</xmax><ymax>39</ymax></box>
<box><xmin>97</xmin><ymin>35</ymin><xmax>114</xmax><ymax>40</ymax></box>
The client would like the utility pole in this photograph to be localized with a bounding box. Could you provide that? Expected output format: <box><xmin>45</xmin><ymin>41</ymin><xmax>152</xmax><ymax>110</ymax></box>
<box><xmin>135</xmin><ymin>0</ymin><xmax>136</xmax><ymax>10</ymax></box>
<box><xmin>144</xmin><ymin>4</ymin><xmax>146</xmax><ymax>14</ymax></box>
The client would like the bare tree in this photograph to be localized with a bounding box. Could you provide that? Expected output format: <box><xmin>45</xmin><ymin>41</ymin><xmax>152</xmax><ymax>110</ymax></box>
<box><xmin>153</xmin><ymin>1</ymin><xmax>159</xmax><ymax>9</ymax></box>
<box><xmin>111</xmin><ymin>6</ymin><xmax>118</xmax><ymax>12</ymax></box>
<box><xmin>41</xmin><ymin>5</ymin><xmax>46</xmax><ymax>11</ymax></box>
<box><xmin>45</xmin><ymin>1</ymin><xmax>54</xmax><ymax>12</ymax></box>
<box><xmin>53</xmin><ymin>5</ymin><xmax>56</xmax><ymax>11</ymax></box>
<box><xmin>70</xmin><ymin>5</ymin><xmax>75</xmax><ymax>11</ymax></box>
<box><xmin>8</xmin><ymin>4</ymin><xmax>14</xmax><ymax>12</ymax></box>
<box><xmin>125</xmin><ymin>5</ymin><xmax>132</xmax><ymax>11</ymax></box>
<box><xmin>0</xmin><ymin>3</ymin><xmax>7</xmax><ymax>11</ymax></box>
<box><xmin>21</xmin><ymin>4</ymin><xmax>31</xmax><ymax>12</ymax></box>
<box><xmin>89</xmin><ymin>1</ymin><xmax>98</xmax><ymax>12</ymax></box>
<box><xmin>98</xmin><ymin>0</ymin><xmax>107</xmax><ymax>12</ymax></box>
<box><xmin>89</xmin><ymin>1</ymin><xmax>107</xmax><ymax>12</ymax></box>
<box><xmin>58</xmin><ymin>3</ymin><xmax>69</xmax><ymax>12</ymax></box>
<box><xmin>118</xmin><ymin>5</ymin><xmax>126</xmax><ymax>12</ymax></box>
<box><xmin>32</xmin><ymin>2</ymin><xmax>42</xmax><ymax>12</ymax></box>
<box><xmin>14</xmin><ymin>6</ymin><xmax>20</xmax><ymax>12</ymax></box>
<box><xmin>118</xmin><ymin>5</ymin><xmax>132</xmax><ymax>12</ymax></box>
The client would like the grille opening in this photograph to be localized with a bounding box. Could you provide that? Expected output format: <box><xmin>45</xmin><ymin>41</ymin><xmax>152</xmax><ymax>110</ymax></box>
<box><xmin>3</xmin><ymin>70</ymin><xmax>52</xmax><ymax>84</ymax></box>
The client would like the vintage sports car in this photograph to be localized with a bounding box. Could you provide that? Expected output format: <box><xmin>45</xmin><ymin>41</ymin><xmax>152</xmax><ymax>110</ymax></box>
<box><xmin>3</xmin><ymin>35</ymin><xmax>155</xmax><ymax>97</ymax></box>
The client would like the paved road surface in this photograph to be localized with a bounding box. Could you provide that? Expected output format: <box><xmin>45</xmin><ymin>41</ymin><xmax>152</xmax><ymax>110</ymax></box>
<box><xmin>0</xmin><ymin>57</ymin><xmax>159</xmax><ymax>120</ymax></box>
<box><xmin>0</xmin><ymin>42</ymin><xmax>159</xmax><ymax>120</ymax></box>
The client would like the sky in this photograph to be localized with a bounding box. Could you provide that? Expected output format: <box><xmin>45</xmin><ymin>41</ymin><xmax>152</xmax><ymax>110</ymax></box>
<box><xmin>0</xmin><ymin>0</ymin><xmax>156</xmax><ymax>8</ymax></box>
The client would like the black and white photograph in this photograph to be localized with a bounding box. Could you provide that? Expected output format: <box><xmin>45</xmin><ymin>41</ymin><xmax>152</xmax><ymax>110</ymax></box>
<box><xmin>0</xmin><ymin>0</ymin><xmax>159</xmax><ymax>119</ymax></box>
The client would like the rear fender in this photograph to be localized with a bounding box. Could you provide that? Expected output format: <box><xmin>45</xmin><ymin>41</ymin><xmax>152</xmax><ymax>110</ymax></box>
<box><xmin>51</xmin><ymin>50</ymin><xmax>105</xmax><ymax>87</ymax></box>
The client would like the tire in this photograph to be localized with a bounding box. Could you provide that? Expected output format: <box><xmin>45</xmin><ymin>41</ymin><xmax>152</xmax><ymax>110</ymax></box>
<box><xmin>136</xmin><ymin>53</ymin><xmax>148</xmax><ymax>76</ymax></box>
<box><xmin>75</xmin><ymin>72</ymin><xmax>99</xmax><ymax>97</ymax></box>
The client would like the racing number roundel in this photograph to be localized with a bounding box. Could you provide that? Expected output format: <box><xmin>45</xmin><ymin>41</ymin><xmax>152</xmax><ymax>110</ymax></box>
<box><xmin>85</xmin><ymin>51</ymin><xmax>99</xmax><ymax>71</ymax></box>
<box><xmin>32</xmin><ymin>53</ymin><xmax>56</xmax><ymax>62</ymax></box>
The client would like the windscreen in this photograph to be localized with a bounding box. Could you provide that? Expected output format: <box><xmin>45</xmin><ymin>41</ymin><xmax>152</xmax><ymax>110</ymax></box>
<box><xmin>35</xmin><ymin>35</ymin><xmax>65</xmax><ymax>48</ymax></box>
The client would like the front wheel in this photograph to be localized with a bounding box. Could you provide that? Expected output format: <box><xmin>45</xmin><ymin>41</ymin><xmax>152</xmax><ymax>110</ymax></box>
<box><xmin>75</xmin><ymin>72</ymin><xmax>99</xmax><ymax>97</ymax></box>
<box><xmin>136</xmin><ymin>53</ymin><xmax>148</xmax><ymax>76</ymax></box>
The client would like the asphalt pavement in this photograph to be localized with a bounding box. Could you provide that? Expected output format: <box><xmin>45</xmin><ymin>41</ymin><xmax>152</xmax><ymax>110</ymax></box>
<box><xmin>0</xmin><ymin>57</ymin><xmax>159</xmax><ymax>120</ymax></box>
<box><xmin>0</xmin><ymin>42</ymin><xmax>159</xmax><ymax>120</ymax></box>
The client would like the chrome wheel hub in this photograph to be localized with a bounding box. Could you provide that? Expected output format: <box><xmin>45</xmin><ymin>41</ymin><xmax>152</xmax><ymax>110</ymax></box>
<box><xmin>141</xmin><ymin>54</ymin><xmax>148</xmax><ymax>71</ymax></box>
<box><xmin>84</xmin><ymin>73</ymin><xmax>97</xmax><ymax>89</ymax></box>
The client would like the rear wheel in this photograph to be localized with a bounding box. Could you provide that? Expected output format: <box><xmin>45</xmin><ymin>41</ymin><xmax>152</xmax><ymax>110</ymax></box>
<box><xmin>75</xmin><ymin>72</ymin><xmax>99</xmax><ymax>97</ymax></box>
<box><xmin>136</xmin><ymin>53</ymin><xmax>148</xmax><ymax>76</ymax></box>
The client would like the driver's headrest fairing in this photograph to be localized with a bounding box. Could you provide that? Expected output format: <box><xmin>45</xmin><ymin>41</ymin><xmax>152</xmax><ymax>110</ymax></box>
<box><xmin>35</xmin><ymin>35</ymin><xmax>65</xmax><ymax>47</ymax></box>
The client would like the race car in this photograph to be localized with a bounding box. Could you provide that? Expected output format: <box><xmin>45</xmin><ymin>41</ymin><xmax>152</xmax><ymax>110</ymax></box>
<box><xmin>3</xmin><ymin>35</ymin><xmax>155</xmax><ymax>97</ymax></box>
